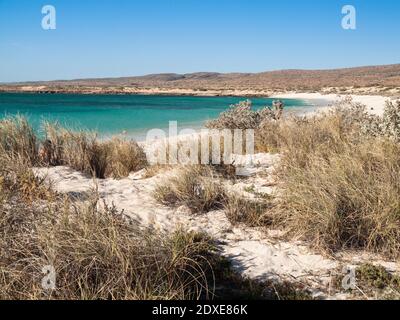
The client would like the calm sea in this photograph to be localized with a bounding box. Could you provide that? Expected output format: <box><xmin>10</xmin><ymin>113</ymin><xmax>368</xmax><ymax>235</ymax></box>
<box><xmin>0</xmin><ymin>93</ymin><xmax>313</xmax><ymax>139</ymax></box>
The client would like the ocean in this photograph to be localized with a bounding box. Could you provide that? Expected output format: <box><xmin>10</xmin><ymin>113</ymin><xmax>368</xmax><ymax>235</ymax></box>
<box><xmin>0</xmin><ymin>93</ymin><xmax>313</xmax><ymax>139</ymax></box>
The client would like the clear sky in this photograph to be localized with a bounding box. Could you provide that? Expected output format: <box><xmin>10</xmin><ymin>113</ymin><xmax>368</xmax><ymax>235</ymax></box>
<box><xmin>0</xmin><ymin>0</ymin><xmax>399</xmax><ymax>82</ymax></box>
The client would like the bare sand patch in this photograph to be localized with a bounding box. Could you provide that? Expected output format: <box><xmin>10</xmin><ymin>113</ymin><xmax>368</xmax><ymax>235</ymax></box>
<box><xmin>272</xmin><ymin>92</ymin><xmax>394</xmax><ymax>116</ymax></box>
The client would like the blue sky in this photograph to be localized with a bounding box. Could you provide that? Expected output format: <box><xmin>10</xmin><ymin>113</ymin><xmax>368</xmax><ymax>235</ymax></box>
<box><xmin>0</xmin><ymin>0</ymin><xmax>399</xmax><ymax>82</ymax></box>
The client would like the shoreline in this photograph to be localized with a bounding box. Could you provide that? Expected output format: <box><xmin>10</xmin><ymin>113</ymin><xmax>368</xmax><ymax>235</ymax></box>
<box><xmin>271</xmin><ymin>92</ymin><xmax>394</xmax><ymax>116</ymax></box>
<box><xmin>133</xmin><ymin>93</ymin><xmax>393</xmax><ymax>143</ymax></box>
<box><xmin>1</xmin><ymin>89</ymin><xmax>395</xmax><ymax>141</ymax></box>
<box><xmin>1</xmin><ymin>85</ymin><xmax>399</xmax><ymax>99</ymax></box>
<box><xmin>0</xmin><ymin>89</ymin><xmax>396</xmax><ymax>143</ymax></box>
<box><xmin>0</xmin><ymin>86</ymin><xmax>276</xmax><ymax>98</ymax></box>
<box><xmin>0</xmin><ymin>91</ymin><xmax>326</xmax><ymax>142</ymax></box>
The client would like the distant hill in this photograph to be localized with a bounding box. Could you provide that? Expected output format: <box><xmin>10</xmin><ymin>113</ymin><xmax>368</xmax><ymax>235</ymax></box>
<box><xmin>2</xmin><ymin>64</ymin><xmax>400</xmax><ymax>93</ymax></box>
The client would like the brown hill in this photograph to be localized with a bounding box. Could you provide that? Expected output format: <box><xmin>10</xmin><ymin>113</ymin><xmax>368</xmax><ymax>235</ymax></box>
<box><xmin>2</xmin><ymin>64</ymin><xmax>400</xmax><ymax>93</ymax></box>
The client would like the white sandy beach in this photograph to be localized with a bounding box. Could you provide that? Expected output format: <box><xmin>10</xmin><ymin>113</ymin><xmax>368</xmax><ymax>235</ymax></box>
<box><xmin>272</xmin><ymin>92</ymin><xmax>394</xmax><ymax>116</ymax></box>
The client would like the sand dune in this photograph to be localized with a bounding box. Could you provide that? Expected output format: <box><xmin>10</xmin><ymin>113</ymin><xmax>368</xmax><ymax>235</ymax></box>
<box><xmin>34</xmin><ymin>145</ymin><xmax>398</xmax><ymax>299</ymax></box>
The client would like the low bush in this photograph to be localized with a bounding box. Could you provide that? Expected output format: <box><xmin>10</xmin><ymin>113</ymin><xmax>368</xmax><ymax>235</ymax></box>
<box><xmin>206</xmin><ymin>100</ymin><xmax>283</xmax><ymax>130</ymax></box>
<box><xmin>153</xmin><ymin>166</ymin><xmax>226</xmax><ymax>214</ymax></box>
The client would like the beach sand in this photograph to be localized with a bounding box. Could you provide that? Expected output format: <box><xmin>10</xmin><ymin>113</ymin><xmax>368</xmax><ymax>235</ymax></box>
<box><xmin>272</xmin><ymin>92</ymin><xmax>394</xmax><ymax>116</ymax></box>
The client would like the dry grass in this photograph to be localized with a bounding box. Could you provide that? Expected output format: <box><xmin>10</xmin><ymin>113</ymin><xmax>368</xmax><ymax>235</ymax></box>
<box><xmin>153</xmin><ymin>166</ymin><xmax>226</xmax><ymax>214</ymax></box>
<box><xmin>42</xmin><ymin>123</ymin><xmax>107</xmax><ymax>178</ymax></box>
<box><xmin>142</xmin><ymin>164</ymin><xmax>173</xmax><ymax>178</ymax></box>
<box><xmin>0</xmin><ymin>201</ymin><xmax>219</xmax><ymax>299</ymax></box>
<box><xmin>256</xmin><ymin>99</ymin><xmax>370</xmax><ymax>161</ymax></box>
<box><xmin>256</xmin><ymin>100</ymin><xmax>400</xmax><ymax>258</ymax></box>
<box><xmin>0</xmin><ymin>117</ymin><xmax>318</xmax><ymax>300</ymax></box>
<box><xmin>0</xmin><ymin>152</ymin><xmax>219</xmax><ymax>300</ymax></box>
<box><xmin>0</xmin><ymin>116</ymin><xmax>38</xmax><ymax>165</ymax></box>
<box><xmin>42</xmin><ymin>122</ymin><xmax>147</xmax><ymax>178</ymax></box>
<box><xmin>224</xmin><ymin>194</ymin><xmax>272</xmax><ymax>227</ymax></box>
<box><xmin>277</xmin><ymin>138</ymin><xmax>400</xmax><ymax>257</ymax></box>
<box><xmin>0</xmin><ymin>175</ymin><xmax>307</xmax><ymax>300</ymax></box>
<box><xmin>0</xmin><ymin>154</ymin><xmax>52</xmax><ymax>202</ymax></box>
<box><xmin>0</xmin><ymin>144</ymin><xmax>274</xmax><ymax>300</ymax></box>
<box><xmin>103</xmin><ymin>138</ymin><xmax>147</xmax><ymax>178</ymax></box>
<box><xmin>152</xmin><ymin>165</ymin><xmax>273</xmax><ymax>227</ymax></box>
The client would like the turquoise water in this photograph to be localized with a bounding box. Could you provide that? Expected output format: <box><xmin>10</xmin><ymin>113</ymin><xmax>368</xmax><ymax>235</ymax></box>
<box><xmin>0</xmin><ymin>93</ymin><xmax>312</xmax><ymax>138</ymax></box>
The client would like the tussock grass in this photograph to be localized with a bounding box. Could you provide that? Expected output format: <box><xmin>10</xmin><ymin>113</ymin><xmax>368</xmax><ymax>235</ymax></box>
<box><xmin>256</xmin><ymin>99</ymin><xmax>400</xmax><ymax>258</ymax></box>
<box><xmin>224</xmin><ymin>194</ymin><xmax>272</xmax><ymax>227</ymax></box>
<box><xmin>153</xmin><ymin>165</ymin><xmax>273</xmax><ymax>227</ymax></box>
<box><xmin>0</xmin><ymin>154</ymin><xmax>52</xmax><ymax>202</ymax></box>
<box><xmin>0</xmin><ymin>158</ymin><xmax>307</xmax><ymax>300</ymax></box>
<box><xmin>0</xmin><ymin>116</ymin><xmax>38</xmax><ymax>165</ymax></box>
<box><xmin>0</xmin><ymin>117</ymin><xmax>316</xmax><ymax>300</ymax></box>
<box><xmin>0</xmin><ymin>152</ymin><xmax>218</xmax><ymax>299</ymax></box>
<box><xmin>143</xmin><ymin>164</ymin><xmax>173</xmax><ymax>178</ymax></box>
<box><xmin>0</xmin><ymin>150</ymin><xmax>267</xmax><ymax>300</ymax></box>
<box><xmin>3</xmin><ymin>119</ymin><xmax>149</xmax><ymax>179</ymax></box>
<box><xmin>103</xmin><ymin>137</ymin><xmax>147</xmax><ymax>179</ymax></box>
<box><xmin>256</xmin><ymin>104</ymin><xmax>367</xmax><ymax>163</ymax></box>
<box><xmin>277</xmin><ymin>138</ymin><xmax>400</xmax><ymax>256</ymax></box>
<box><xmin>42</xmin><ymin>123</ymin><xmax>108</xmax><ymax>178</ymax></box>
<box><xmin>154</xmin><ymin>166</ymin><xmax>226</xmax><ymax>214</ymax></box>
<box><xmin>42</xmin><ymin>122</ymin><xmax>147</xmax><ymax>178</ymax></box>
<box><xmin>0</xmin><ymin>199</ymin><xmax>219</xmax><ymax>299</ymax></box>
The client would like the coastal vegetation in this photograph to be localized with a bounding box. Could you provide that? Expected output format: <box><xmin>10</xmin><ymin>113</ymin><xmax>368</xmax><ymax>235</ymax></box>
<box><xmin>0</xmin><ymin>115</ymin><xmax>310</xmax><ymax>300</ymax></box>
<box><xmin>155</xmin><ymin>98</ymin><xmax>400</xmax><ymax>260</ymax></box>
<box><xmin>0</xmin><ymin>130</ymin><xmax>254</xmax><ymax>300</ymax></box>
<box><xmin>2</xmin><ymin>98</ymin><xmax>400</xmax><ymax>299</ymax></box>
<box><xmin>205</xmin><ymin>99</ymin><xmax>283</xmax><ymax>130</ymax></box>
<box><xmin>153</xmin><ymin>165</ymin><xmax>226</xmax><ymax>214</ymax></box>
<box><xmin>0</xmin><ymin>118</ymin><xmax>148</xmax><ymax>179</ymax></box>
<box><xmin>256</xmin><ymin>100</ymin><xmax>400</xmax><ymax>258</ymax></box>
<box><xmin>331</xmin><ymin>263</ymin><xmax>400</xmax><ymax>299</ymax></box>
<box><xmin>42</xmin><ymin>122</ymin><xmax>148</xmax><ymax>179</ymax></box>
